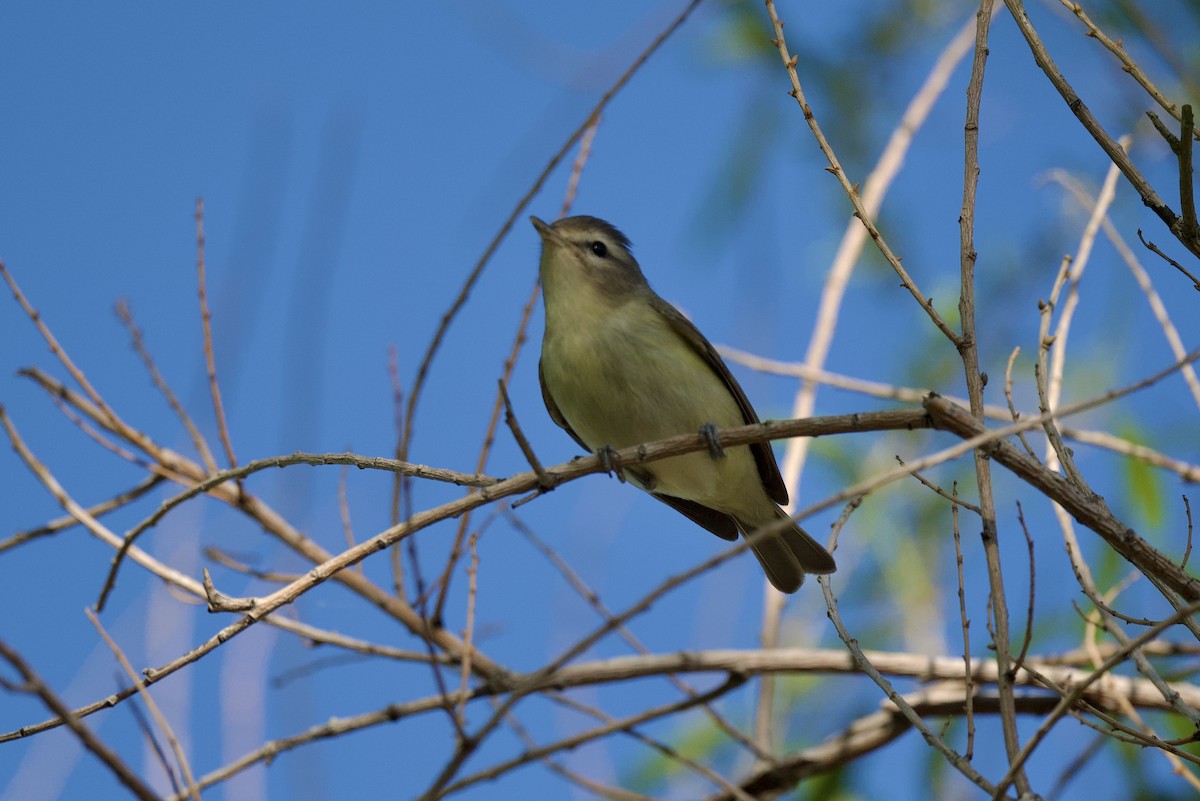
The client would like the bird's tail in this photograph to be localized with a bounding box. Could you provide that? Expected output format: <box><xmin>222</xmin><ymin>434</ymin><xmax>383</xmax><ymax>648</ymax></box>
<box><xmin>736</xmin><ymin>507</ymin><xmax>836</xmax><ymax>594</ymax></box>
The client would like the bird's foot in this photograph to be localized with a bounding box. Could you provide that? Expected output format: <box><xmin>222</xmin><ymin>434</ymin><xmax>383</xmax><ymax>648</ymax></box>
<box><xmin>597</xmin><ymin>445</ymin><xmax>626</xmax><ymax>483</ymax></box>
<box><xmin>699</xmin><ymin>423</ymin><xmax>725</xmax><ymax>460</ymax></box>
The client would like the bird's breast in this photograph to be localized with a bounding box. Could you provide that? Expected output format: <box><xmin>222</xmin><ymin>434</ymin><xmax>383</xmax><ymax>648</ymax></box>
<box><xmin>541</xmin><ymin>300</ymin><xmax>758</xmax><ymax>507</ymax></box>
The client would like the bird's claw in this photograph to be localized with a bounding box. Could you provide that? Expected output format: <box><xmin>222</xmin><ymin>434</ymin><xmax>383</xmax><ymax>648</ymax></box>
<box><xmin>699</xmin><ymin>423</ymin><xmax>725</xmax><ymax>460</ymax></box>
<box><xmin>597</xmin><ymin>445</ymin><xmax>626</xmax><ymax>483</ymax></box>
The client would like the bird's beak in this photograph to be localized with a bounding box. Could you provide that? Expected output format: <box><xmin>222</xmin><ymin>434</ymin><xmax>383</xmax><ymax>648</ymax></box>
<box><xmin>530</xmin><ymin>216</ymin><xmax>564</xmax><ymax>246</ymax></box>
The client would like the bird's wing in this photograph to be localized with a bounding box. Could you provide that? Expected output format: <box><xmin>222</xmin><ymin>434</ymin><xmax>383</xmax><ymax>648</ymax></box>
<box><xmin>651</xmin><ymin>294</ymin><xmax>790</xmax><ymax>506</ymax></box>
<box><xmin>539</xmin><ymin>357</ymin><xmax>590</xmax><ymax>452</ymax></box>
<box><xmin>651</xmin><ymin>492</ymin><xmax>739</xmax><ymax>540</ymax></box>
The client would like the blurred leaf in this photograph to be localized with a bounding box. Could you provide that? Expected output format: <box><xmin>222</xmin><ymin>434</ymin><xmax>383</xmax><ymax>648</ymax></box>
<box><xmin>623</xmin><ymin>714</ymin><xmax>731</xmax><ymax>790</ymax></box>
<box><xmin>701</xmin><ymin>0</ymin><xmax>776</xmax><ymax>65</ymax></box>
<box><xmin>796</xmin><ymin>768</ymin><xmax>858</xmax><ymax>800</ymax></box>
<box><xmin>1118</xmin><ymin>423</ymin><xmax>1166</xmax><ymax>529</ymax></box>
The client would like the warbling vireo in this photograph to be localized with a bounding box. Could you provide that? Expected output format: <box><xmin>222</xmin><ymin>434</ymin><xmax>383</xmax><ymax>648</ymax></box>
<box><xmin>532</xmin><ymin>215</ymin><xmax>836</xmax><ymax>593</ymax></box>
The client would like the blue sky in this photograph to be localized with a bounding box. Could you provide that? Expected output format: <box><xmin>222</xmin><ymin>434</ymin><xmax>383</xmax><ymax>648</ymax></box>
<box><xmin>3</xmin><ymin>2</ymin><xmax>1199</xmax><ymax>800</ymax></box>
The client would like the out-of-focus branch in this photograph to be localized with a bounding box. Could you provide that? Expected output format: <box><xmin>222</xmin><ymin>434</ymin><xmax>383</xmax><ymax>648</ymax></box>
<box><xmin>86</xmin><ymin>609</ymin><xmax>200</xmax><ymax>801</ymax></box>
<box><xmin>756</xmin><ymin>6</ymin><xmax>988</xmax><ymax>754</ymax></box>
<box><xmin>0</xmin><ymin>639</ymin><xmax>161</xmax><ymax>801</ymax></box>
<box><xmin>762</xmin><ymin>1</ymin><xmax>962</xmax><ymax>346</ymax></box>
<box><xmin>925</xmin><ymin>394</ymin><xmax>1200</xmax><ymax>602</ymax></box>
<box><xmin>0</xmin><ymin>474</ymin><xmax>164</xmax><ymax>554</ymax></box>
<box><xmin>1003</xmin><ymin>0</ymin><xmax>1200</xmax><ymax>259</ymax></box>
<box><xmin>1057</xmin><ymin>0</ymin><xmax>1192</xmax><ymax>129</ymax></box>
<box><xmin>396</xmin><ymin>0</ymin><xmax>704</xmax><ymax>469</ymax></box>
<box><xmin>165</xmin><ymin>644</ymin><xmax>1200</xmax><ymax>800</ymax></box>
<box><xmin>194</xmin><ymin>198</ymin><xmax>238</xmax><ymax>472</ymax></box>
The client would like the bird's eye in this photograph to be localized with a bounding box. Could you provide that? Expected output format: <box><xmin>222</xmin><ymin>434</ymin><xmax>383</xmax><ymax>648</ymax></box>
<box><xmin>590</xmin><ymin>241</ymin><xmax>608</xmax><ymax>258</ymax></box>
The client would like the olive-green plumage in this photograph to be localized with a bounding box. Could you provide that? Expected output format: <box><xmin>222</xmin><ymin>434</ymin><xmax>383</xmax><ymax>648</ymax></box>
<box><xmin>532</xmin><ymin>215</ymin><xmax>835</xmax><ymax>593</ymax></box>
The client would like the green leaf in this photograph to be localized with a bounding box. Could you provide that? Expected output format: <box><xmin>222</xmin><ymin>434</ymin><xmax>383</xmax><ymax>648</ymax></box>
<box><xmin>1119</xmin><ymin>423</ymin><xmax>1165</xmax><ymax>530</ymax></box>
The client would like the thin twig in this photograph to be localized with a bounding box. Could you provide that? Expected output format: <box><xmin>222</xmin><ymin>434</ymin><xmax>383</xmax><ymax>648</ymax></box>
<box><xmin>124</xmin><ymin>697</ymin><xmax>181</xmax><ymax>797</ymax></box>
<box><xmin>95</xmin><ymin>450</ymin><xmax>501</xmax><ymax>612</ymax></box>
<box><xmin>1057</xmin><ymin>0</ymin><xmax>1189</xmax><ymax>128</ymax></box>
<box><xmin>1002</xmin><ymin>0</ymin><xmax>1200</xmax><ymax>258</ymax></box>
<box><xmin>819</xmin><ymin>577</ymin><xmax>998</xmax><ymax>795</ymax></box>
<box><xmin>11</xmin><ymin>353</ymin><xmax>1197</xmax><ymax>749</ymax></box>
<box><xmin>1002</xmin><ymin>346</ymin><xmax>1038</xmax><ymax>458</ymax></box>
<box><xmin>86</xmin><ymin>609</ymin><xmax>200</xmax><ymax>801</ymax></box>
<box><xmin>951</xmin><ymin>480</ymin><xmax>976</xmax><ymax>760</ymax></box>
<box><xmin>758</xmin><ymin>4</ymin><xmax>987</xmax><ymax>754</ymax></box>
<box><xmin>925</xmin><ymin>370</ymin><xmax>1200</xmax><ymax>604</ymax></box>
<box><xmin>1012</xmin><ymin>502</ymin><xmax>1037</xmax><ymax>673</ymax></box>
<box><xmin>437</xmin><ymin>676</ymin><xmax>749</xmax><ymax>801</ymax></box>
<box><xmin>537</xmin><ymin>689</ymin><xmax>761</xmax><ymax>801</ymax></box>
<box><xmin>405</xmin><ymin>504</ymin><xmax>467</xmax><ymax>745</ymax></box>
<box><xmin>505</xmin><ymin>507</ymin><xmax>773</xmax><ymax>761</ymax></box>
<box><xmin>895</xmin><ymin>455</ymin><xmax>982</xmax><ymax>514</ymax></box>
<box><xmin>116</xmin><ymin>298</ymin><xmax>218</xmax><ymax>474</ymax></box>
<box><xmin>1136</xmin><ymin>229</ymin><xmax>1200</xmax><ymax>290</ymax></box>
<box><xmin>1048</xmin><ymin>735</ymin><xmax>1107</xmax><ymax>800</ymax></box>
<box><xmin>428</xmin><ymin>113</ymin><xmax>600</xmax><ymax>623</ymax></box>
<box><xmin>1155</xmin><ymin>104</ymin><xmax>1199</xmax><ymax>245</ymax></box>
<box><xmin>388</xmin><ymin>343</ymin><xmax>407</xmax><ymax>596</ymax></box>
<box><xmin>1062</xmin><ymin>427</ymin><xmax>1200</xmax><ymax>483</ymax></box>
<box><xmin>204</xmin><ymin>547</ymin><xmax>304</xmax><ymax>584</ymax></box>
<box><xmin>1046</xmin><ymin>167</ymin><xmax>1200</xmax><ymax>407</ymax></box>
<box><xmin>499</xmin><ymin>380</ymin><xmax>548</xmax><ymax>482</ymax></box>
<box><xmin>1184</xmin><ymin>496</ymin><xmax>1194</xmax><ymax>570</ymax></box>
<box><xmin>0</xmin><ymin>639</ymin><xmax>161</xmax><ymax>801</ymax></box>
<box><xmin>988</xmin><ymin>600</ymin><xmax>1200</xmax><ymax>800</ymax></box>
<box><xmin>396</xmin><ymin>0</ymin><xmax>702</xmax><ymax>466</ymax></box>
<box><xmin>35</xmin><ymin>376</ymin><xmax>161</xmax><ymax>471</ymax></box>
<box><xmin>957</xmin><ymin>2</ymin><xmax>1028</xmax><ymax>791</ymax></box>
<box><xmin>428</xmin><ymin>279</ymin><xmax>541</xmax><ymax>619</ymax></box>
<box><xmin>724</xmin><ymin>346</ymin><xmax>1009</xmax><ymax>418</ymax></box>
<box><xmin>202</xmin><ymin>568</ymin><xmax>257</xmax><ymax>612</ymax></box>
<box><xmin>336</xmin><ymin>465</ymin><xmax>362</xmax><ymax>575</ymax></box>
<box><xmin>455</xmin><ymin>531</ymin><xmax>481</xmax><ymax>730</ymax></box>
<box><xmin>0</xmin><ymin>474</ymin><xmax>163</xmax><ymax>554</ymax></box>
<box><xmin>157</xmin><ymin>643</ymin><xmax>1200</xmax><ymax>800</ymax></box>
<box><xmin>1045</xmin><ymin>139</ymin><xmax>1127</xmax><ymax>435</ymax></box>
<box><xmin>1179</xmin><ymin>106</ymin><xmax>1198</xmax><ymax>241</ymax></box>
<box><xmin>1</xmin><ymin>263</ymin><xmax>123</xmax><ymax>428</ymax></box>
<box><xmin>1066</xmin><ymin>702</ymin><xmax>1200</xmax><ymax>781</ymax></box>
<box><xmin>762</xmin><ymin>1</ymin><xmax>964</xmax><ymax>347</ymax></box>
<box><xmin>194</xmin><ymin>198</ymin><xmax>238</xmax><ymax>471</ymax></box>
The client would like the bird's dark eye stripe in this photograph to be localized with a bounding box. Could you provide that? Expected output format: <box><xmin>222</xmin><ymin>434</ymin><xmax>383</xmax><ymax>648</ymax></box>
<box><xmin>590</xmin><ymin>241</ymin><xmax>608</xmax><ymax>258</ymax></box>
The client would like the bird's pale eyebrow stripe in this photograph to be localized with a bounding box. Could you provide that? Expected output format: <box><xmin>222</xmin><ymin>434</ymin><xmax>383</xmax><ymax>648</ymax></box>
<box><xmin>561</xmin><ymin>216</ymin><xmax>633</xmax><ymax>252</ymax></box>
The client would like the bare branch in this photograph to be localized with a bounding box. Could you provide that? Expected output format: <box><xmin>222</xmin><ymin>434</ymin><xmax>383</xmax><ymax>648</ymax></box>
<box><xmin>193</xmin><ymin>198</ymin><xmax>238</xmax><ymax>471</ymax></box>
<box><xmin>86</xmin><ymin>609</ymin><xmax>200</xmax><ymax>801</ymax></box>
<box><xmin>0</xmin><ymin>639</ymin><xmax>161</xmax><ymax>801</ymax></box>
<box><xmin>1002</xmin><ymin>0</ymin><xmax>1200</xmax><ymax>258</ymax></box>
<box><xmin>762</xmin><ymin>1</ymin><xmax>962</xmax><ymax>346</ymax></box>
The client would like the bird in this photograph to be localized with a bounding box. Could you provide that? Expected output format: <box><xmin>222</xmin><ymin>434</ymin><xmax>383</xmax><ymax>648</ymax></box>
<box><xmin>532</xmin><ymin>214</ymin><xmax>836</xmax><ymax>592</ymax></box>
